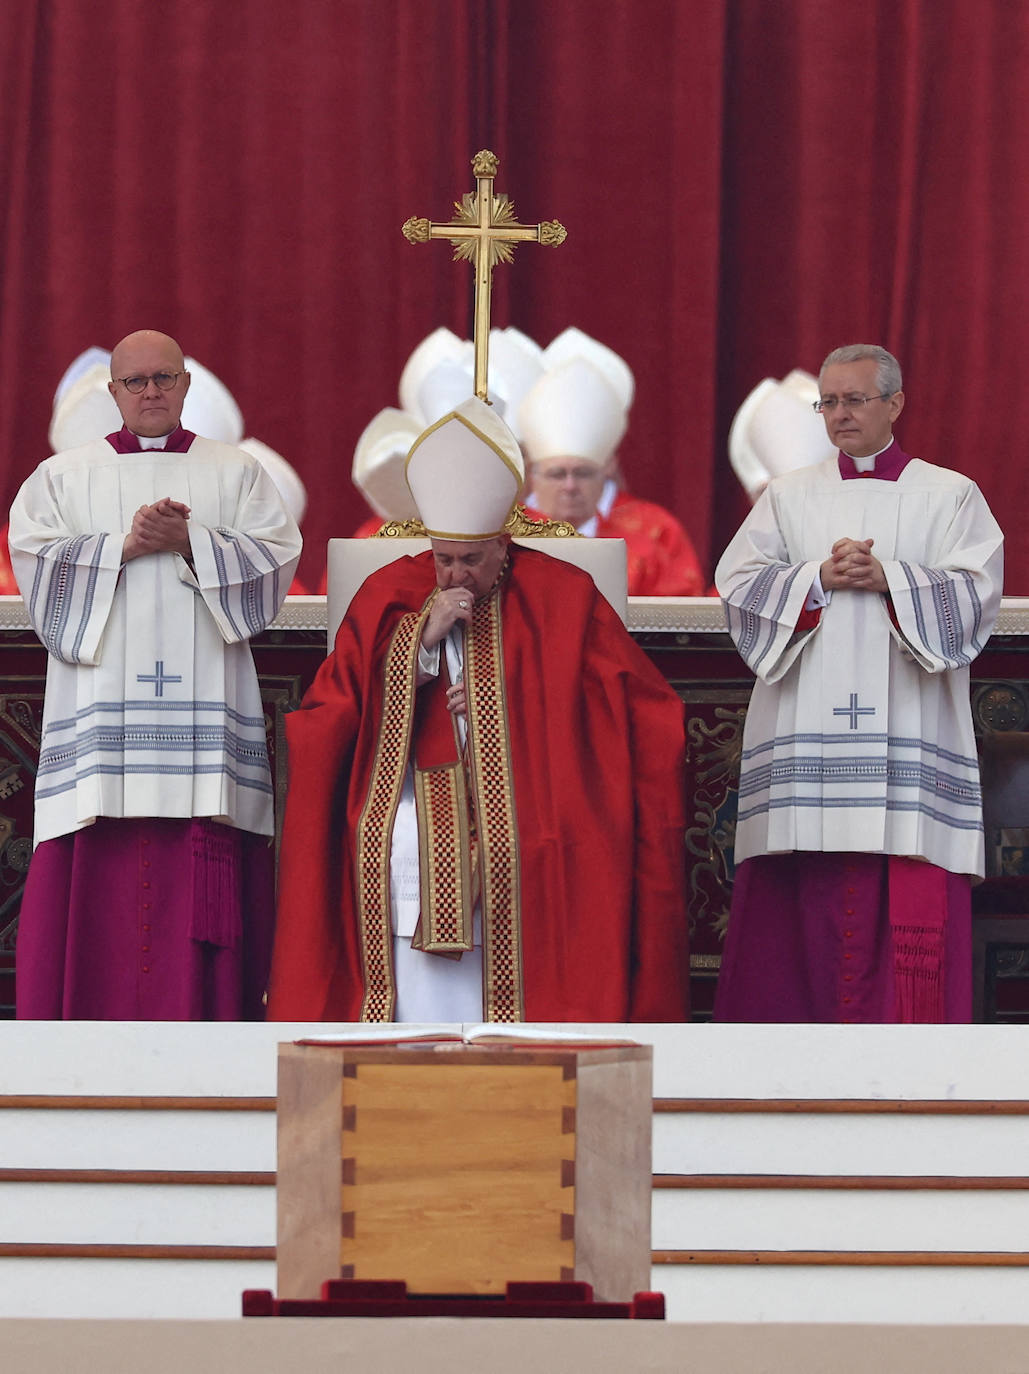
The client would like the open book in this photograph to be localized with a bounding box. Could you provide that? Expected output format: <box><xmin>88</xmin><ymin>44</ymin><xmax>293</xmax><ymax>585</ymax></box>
<box><xmin>294</xmin><ymin>1023</ymin><xmax>640</xmax><ymax>1048</ymax></box>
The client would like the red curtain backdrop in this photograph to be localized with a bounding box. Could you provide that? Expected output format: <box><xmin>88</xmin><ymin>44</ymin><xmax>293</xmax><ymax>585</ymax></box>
<box><xmin>1</xmin><ymin>0</ymin><xmax>1027</xmax><ymax>589</ymax></box>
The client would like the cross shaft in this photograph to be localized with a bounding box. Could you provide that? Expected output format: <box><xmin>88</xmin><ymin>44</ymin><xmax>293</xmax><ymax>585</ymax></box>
<box><xmin>403</xmin><ymin>150</ymin><xmax>566</xmax><ymax>400</ymax></box>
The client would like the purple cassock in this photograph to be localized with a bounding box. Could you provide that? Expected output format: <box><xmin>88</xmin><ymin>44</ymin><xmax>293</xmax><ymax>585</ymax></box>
<box><xmin>15</xmin><ymin>818</ymin><xmax>274</xmax><ymax>1020</ymax></box>
<box><xmin>714</xmin><ymin>851</ymin><xmax>971</xmax><ymax>1023</ymax></box>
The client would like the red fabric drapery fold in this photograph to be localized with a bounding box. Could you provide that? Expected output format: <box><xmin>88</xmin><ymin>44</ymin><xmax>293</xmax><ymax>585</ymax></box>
<box><xmin>0</xmin><ymin>1</ymin><xmax>1024</xmax><ymax>589</ymax></box>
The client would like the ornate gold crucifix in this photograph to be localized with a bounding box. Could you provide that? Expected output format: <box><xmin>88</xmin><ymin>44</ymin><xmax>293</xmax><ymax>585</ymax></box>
<box><xmin>402</xmin><ymin>150</ymin><xmax>567</xmax><ymax>401</ymax></box>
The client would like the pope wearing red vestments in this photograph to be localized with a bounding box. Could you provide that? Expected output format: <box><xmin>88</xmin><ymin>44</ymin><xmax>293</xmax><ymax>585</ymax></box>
<box><xmin>268</xmin><ymin>398</ymin><xmax>689</xmax><ymax>1023</ymax></box>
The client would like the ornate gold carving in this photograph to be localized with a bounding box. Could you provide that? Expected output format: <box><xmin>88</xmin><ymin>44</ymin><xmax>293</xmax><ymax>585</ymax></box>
<box><xmin>973</xmin><ymin>682</ymin><xmax>1029</xmax><ymax>733</ymax></box>
<box><xmin>0</xmin><ymin>695</ymin><xmax>42</xmax><ymax>749</ymax></box>
<box><xmin>504</xmin><ymin>506</ymin><xmax>579</xmax><ymax>538</ymax></box>
<box><xmin>5</xmin><ymin>834</ymin><xmax>30</xmax><ymax>874</ymax></box>
<box><xmin>539</xmin><ymin>220</ymin><xmax>568</xmax><ymax>246</ymax></box>
<box><xmin>371</xmin><ymin>518</ymin><xmax>428</xmax><ymax>538</ymax></box>
<box><xmin>684</xmin><ymin>706</ymin><xmax>747</xmax><ymax>939</ymax></box>
<box><xmin>687</xmin><ymin>708</ymin><xmax>745</xmax><ymax>786</ymax></box>
<box><xmin>472</xmin><ymin>149</ymin><xmax>499</xmax><ymax>177</ymax></box>
<box><xmin>401</xmin><ymin>217</ymin><xmax>432</xmax><ymax>244</ymax></box>
<box><xmin>0</xmin><ymin>757</ymin><xmax>23</xmax><ymax>800</ymax></box>
<box><xmin>451</xmin><ymin>195</ymin><xmax>521</xmax><ymax>266</ymax></box>
<box><xmin>369</xmin><ymin>507</ymin><xmax>579</xmax><ymax>540</ymax></box>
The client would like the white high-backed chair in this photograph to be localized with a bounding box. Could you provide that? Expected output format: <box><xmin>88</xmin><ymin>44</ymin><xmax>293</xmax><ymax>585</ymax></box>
<box><xmin>326</xmin><ymin>526</ymin><xmax>628</xmax><ymax>645</ymax></box>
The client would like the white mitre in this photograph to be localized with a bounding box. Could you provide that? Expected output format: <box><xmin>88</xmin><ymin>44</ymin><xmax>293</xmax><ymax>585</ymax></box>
<box><xmin>52</xmin><ymin>346</ymin><xmax>113</xmax><ymax>411</ymax></box>
<box><xmin>406</xmin><ymin>397</ymin><xmax>523</xmax><ymax>540</ymax></box>
<box><xmin>728</xmin><ymin>368</ymin><xmax>836</xmax><ymax>502</ymax></box>
<box><xmin>238</xmin><ymin>437</ymin><xmax>308</xmax><ymax>525</ymax></box>
<box><xmin>352</xmin><ymin>408</ymin><xmax>422</xmax><ymax>521</ymax></box>
<box><xmin>398</xmin><ymin>326</ymin><xmax>544</xmax><ymax>441</ymax></box>
<box><xmin>487</xmin><ymin>327</ymin><xmax>544</xmax><ymax>440</ymax></box>
<box><xmin>413</xmin><ymin>356</ymin><xmax>479</xmax><ymax>427</ymax></box>
<box><xmin>49</xmin><ymin>362</ymin><xmax>122</xmax><ymax>452</ymax></box>
<box><xmin>518</xmin><ymin>357</ymin><xmax>627</xmax><ymax>467</ymax></box>
<box><xmin>542</xmin><ymin>327</ymin><xmax>635</xmax><ymax>411</ymax></box>
<box><xmin>398</xmin><ymin>328</ymin><xmax>469</xmax><ymax>421</ymax></box>
<box><xmin>181</xmin><ymin>358</ymin><xmax>244</xmax><ymax>444</ymax></box>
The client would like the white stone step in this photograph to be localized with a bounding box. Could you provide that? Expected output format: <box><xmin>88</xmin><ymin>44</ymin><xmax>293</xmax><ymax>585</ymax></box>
<box><xmin>0</xmin><ymin>1109</ymin><xmax>276</xmax><ymax>1171</ymax></box>
<box><xmin>0</xmin><ymin>1257</ymin><xmax>274</xmax><ymax>1320</ymax></box>
<box><xmin>3</xmin><ymin>1021</ymin><xmax>1029</xmax><ymax>1325</ymax></box>
<box><xmin>0</xmin><ymin>1181</ymin><xmax>274</xmax><ymax>1247</ymax></box>
<box><xmin>652</xmin><ymin>1186</ymin><xmax>1029</xmax><ymax>1251</ymax></box>
<box><xmin>652</xmin><ymin>1110</ymin><xmax>1029</xmax><ymax>1175</ymax></box>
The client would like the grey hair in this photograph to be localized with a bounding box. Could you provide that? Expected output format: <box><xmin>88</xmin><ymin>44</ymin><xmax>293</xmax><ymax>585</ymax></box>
<box><xmin>819</xmin><ymin>344</ymin><xmax>902</xmax><ymax>397</ymax></box>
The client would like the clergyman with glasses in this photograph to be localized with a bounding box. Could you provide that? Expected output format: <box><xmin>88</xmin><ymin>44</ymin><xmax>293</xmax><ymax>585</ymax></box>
<box><xmin>519</xmin><ymin>337</ymin><xmax>705</xmax><ymax>596</ymax></box>
<box><xmin>713</xmin><ymin>344</ymin><xmax>1003</xmax><ymax>1024</ymax></box>
<box><xmin>8</xmin><ymin>330</ymin><xmax>301</xmax><ymax>1019</ymax></box>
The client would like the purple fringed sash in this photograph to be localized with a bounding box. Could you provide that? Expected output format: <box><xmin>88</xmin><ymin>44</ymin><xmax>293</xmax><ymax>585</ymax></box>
<box><xmin>889</xmin><ymin>856</ymin><xmax>946</xmax><ymax>1022</ymax></box>
<box><xmin>188</xmin><ymin>820</ymin><xmax>243</xmax><ymax>949</ymax></box>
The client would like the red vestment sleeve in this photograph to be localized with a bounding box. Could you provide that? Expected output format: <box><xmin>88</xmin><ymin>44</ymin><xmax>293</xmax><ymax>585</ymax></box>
<box><xmin>267</xmin><ymin>555</ymin><xmax>435</xmax><ymax>1020</ymax></box>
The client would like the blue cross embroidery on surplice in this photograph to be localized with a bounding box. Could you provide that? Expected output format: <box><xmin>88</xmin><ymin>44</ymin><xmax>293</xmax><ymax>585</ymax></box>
<box><xmin>832</xmin><ymin>692</ymin><xmax>876</xmax><ymax>730</ymax></box>
<box><xmin>137</xmin><ymin>661</ymin><xmax>183</xmax><ymax>698</ymax></box>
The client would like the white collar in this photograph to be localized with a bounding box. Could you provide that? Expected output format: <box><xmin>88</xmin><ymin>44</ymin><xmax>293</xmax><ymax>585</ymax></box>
<box><xmin>842</xmin><ymin>436</ymin><xmax>894</xmax><ymax>472</ymax></box>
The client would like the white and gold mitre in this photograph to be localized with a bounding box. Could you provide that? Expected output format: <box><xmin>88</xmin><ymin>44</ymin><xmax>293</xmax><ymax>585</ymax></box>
<box><xmin>405</xmin><ymin>396</ymin><xmax>524</xmax><ymax>540</ymax></box>
<box><xmin>728</xmin><ymin>368</ymin><xmax>836</xmax><ymax>502</ymax></box>
<box><xmin>352</xmin><ymin>407</ymin><xmax>422</xmax><ymax>521</ymax></box>
<box><xmin>542</xmin><ymin>327</ymin><xmax>635</xmax><ymax>411</ymax></box>
<box><xmin>518</xmin><ymin>357</ymin><xmax>627</xmax><ymax>467</ymax></box>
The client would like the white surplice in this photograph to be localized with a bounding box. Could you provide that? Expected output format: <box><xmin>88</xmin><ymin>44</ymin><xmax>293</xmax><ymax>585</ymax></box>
<box><xmin>716</xmin><ymin>456</ymin><xmax>1004</xmax><ymax>877</ymax></box>
<box><xmin>9</xmin><ymin>436</ymin><xmax>302</xmax><ymax>844</ymax></box>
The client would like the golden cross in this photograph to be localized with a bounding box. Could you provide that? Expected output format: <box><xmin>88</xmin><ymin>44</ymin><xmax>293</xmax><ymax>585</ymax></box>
<box><xmin>403</xmin><ymin>150</ymin><xmax>567</xmax><ymax>401</ymax></box>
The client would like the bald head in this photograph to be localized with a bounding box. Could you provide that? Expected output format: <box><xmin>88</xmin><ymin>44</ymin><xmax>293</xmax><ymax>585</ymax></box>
<box><xmin>110</xmin><ymin>330</ymin><xmax>184</xmax><ymax>379</ymax></box>
<box><xmin>108</xmin><ymin>330</ymin><xmax>190</xmax><ymax>438</ymax></box>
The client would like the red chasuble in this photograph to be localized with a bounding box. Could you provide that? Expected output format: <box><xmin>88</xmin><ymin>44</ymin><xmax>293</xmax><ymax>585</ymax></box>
<box><xmin>0</xmin><ymin>523</ymin><xmax>17</xmax><ymax>594</ymax></box>
<box><xmin>593</xmin><ymin>490</ymin><xmax>706</xmax><ymax>597</ymax></box>
<box><xmin>268</xmin><ymin>544</ymin><xmax>690</xmax><ymax>1023</ymax></box>
<box><xmin>522</xmin><ymin>490</ymin><xmax>706</xmax><ymax>597</ymax></box>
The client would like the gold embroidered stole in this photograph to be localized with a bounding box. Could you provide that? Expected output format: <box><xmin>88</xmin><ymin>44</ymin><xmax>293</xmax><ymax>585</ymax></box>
<box><xmin>410</xmin><ymin>659</ymin><xmax>477</xmax><ymax>957</ymax></box>
<box><xmin>463</xmin><ymin>588</ymin><xmax>524</xmax><ymax>1022</ymax></box>
<box><xmin>354</xmin><ymin>603</ymin><xmax>426</xmax><ymax>1021</ymax></box>
<box><xmin>355</xmin><ymin>585</ymin><xmax>524</xmax><ymax>1022</ymax></box>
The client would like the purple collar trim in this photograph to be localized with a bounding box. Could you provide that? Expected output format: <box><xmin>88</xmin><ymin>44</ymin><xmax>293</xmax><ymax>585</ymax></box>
<box><xmin>106</xmin><ymin>424</ymin><xmax>196</xmax><ymax>453</ymax></box>
<box><xmin>837</xmin><ymin>440</ymin><xmax>911</xmax><ymax>482</ymax></box>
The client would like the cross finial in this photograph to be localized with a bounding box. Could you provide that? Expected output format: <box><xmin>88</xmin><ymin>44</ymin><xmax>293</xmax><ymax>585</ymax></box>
<box><xmin>403</xmin><ymin>150</ymin><xmax>567</xmax><ymax>401</ymax></box>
